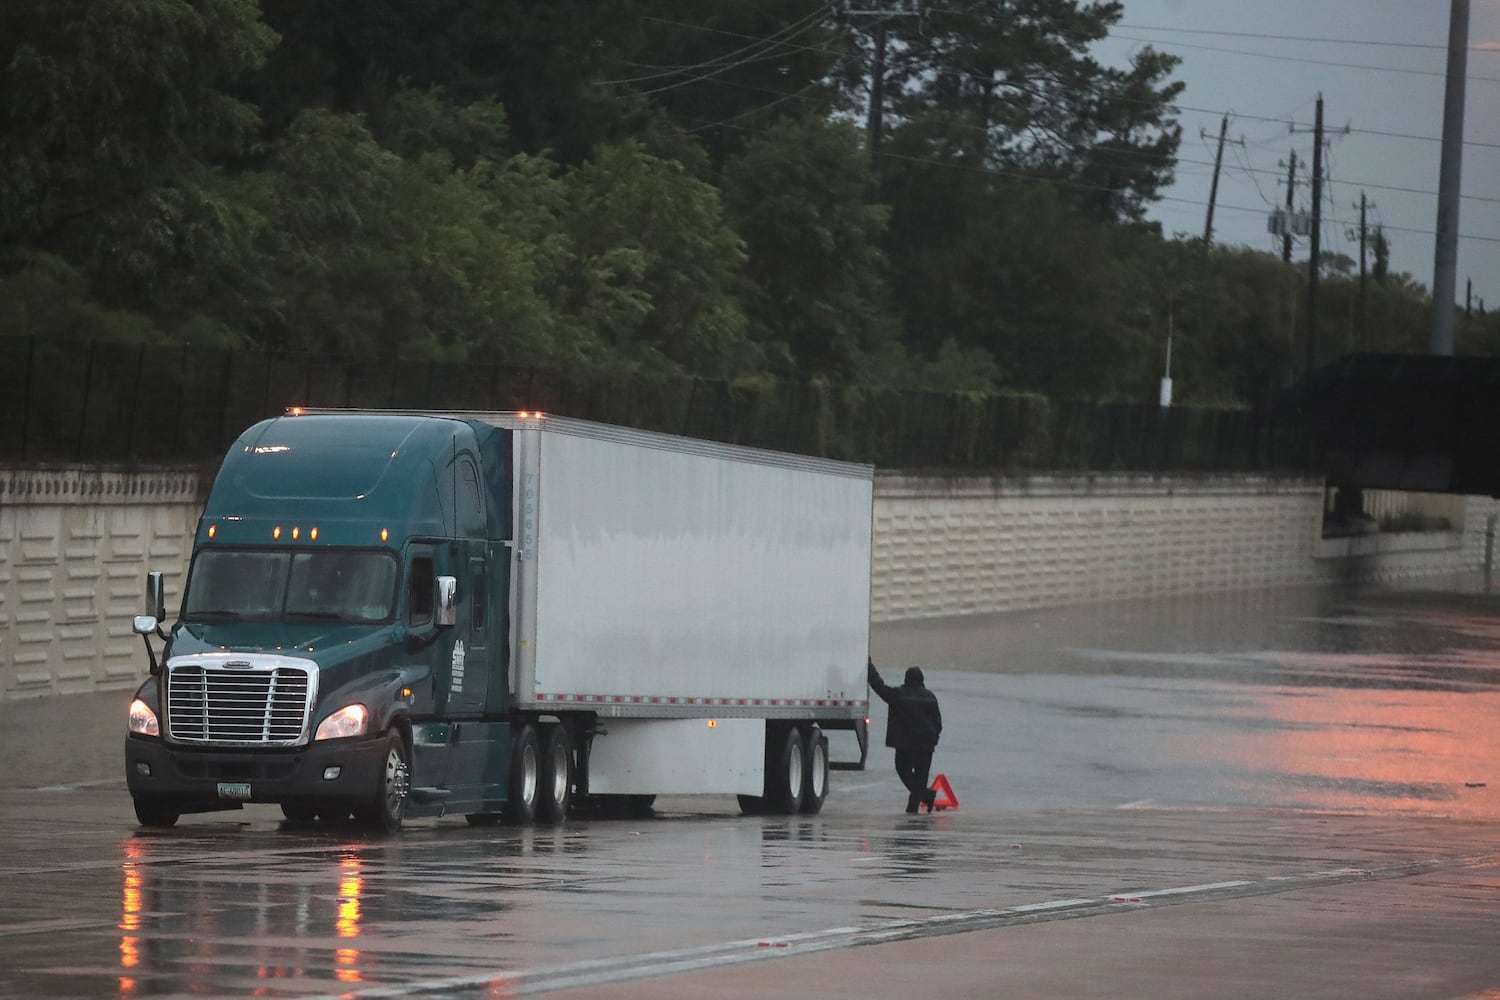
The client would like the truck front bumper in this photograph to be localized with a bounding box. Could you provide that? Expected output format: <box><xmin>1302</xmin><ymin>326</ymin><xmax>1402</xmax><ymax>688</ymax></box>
<box><xmin>125</xmin><ymin>733</ymin><xmax>388</xmax><ymax>811</ymax></box>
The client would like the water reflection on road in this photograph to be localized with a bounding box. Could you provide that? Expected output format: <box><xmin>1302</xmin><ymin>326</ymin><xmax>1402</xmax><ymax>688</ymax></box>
<box><xmin>871</xmin><ymin>578</ymin><xmax>1500</xmax><ymax>820</ymax></box>
<box><xmin>7</xmin><ymin>578</ymin><xmax>1500</xmax><ymax>998</ymax></box>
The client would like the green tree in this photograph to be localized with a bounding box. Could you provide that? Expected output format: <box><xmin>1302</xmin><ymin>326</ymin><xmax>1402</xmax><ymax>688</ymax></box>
<box><xmin>230</xmin><ymin>106</ymin><xmax>574</xmax><ymax>364</ymax></box>
<box><xmin>721</xmin><ymin>118</ymin><xmax>890</xmax><ymax>379</ymax></box>
<box><xmin>559</xmin><ymin>139</ymin><xmax>754</xmax><ymax>375</ymax></box>
<box><xmin>849</xmin><ymin>0</ymin><xmax>1183</xmax><ymax>222</ymax></box>
<box><xmin>1</xmin><ymin>0</ymin><xmax>276</xmax><ymax>342</ymax></box>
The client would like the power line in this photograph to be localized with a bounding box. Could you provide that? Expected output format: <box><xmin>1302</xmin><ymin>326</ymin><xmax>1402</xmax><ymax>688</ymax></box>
<box><xmin>667</xmin><ymin>108</ymin><xmax>1500</xmax><ymax>246</ymax></box>
<box><xmin>1115</xmin><ymin>22</ymin><xmax>1500</xmax><ymax>53</ymax></box>
<box><xmin>613</xmin><ymin>11</ymin><xmax>1500</xmax><ymax>148</ymax></box>
<box><xmin>1111</xmin><ymin>32</ymin><xmax>1500</xmax><ymax>86</ymax></box>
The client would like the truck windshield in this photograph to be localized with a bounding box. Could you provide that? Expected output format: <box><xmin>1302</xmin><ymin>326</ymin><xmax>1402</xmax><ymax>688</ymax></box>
<box><xmin>184</xmin><ymin>550</ymin><xmax>399</xmax><ymax>624</ymax></box>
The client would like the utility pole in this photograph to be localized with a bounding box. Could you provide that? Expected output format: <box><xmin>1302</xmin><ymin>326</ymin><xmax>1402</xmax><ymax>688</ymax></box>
<box><xmin>1281</xmin><ymin>151</ymin><xmax>1297</xmax><ymax>263</ymax></box>
<box><xmin>1357</xmin><ymin>194</ymin><xmax>1368</xmax><ymax>349</ymax></box>
<box><xmin>868</xmin><ymin>20</ymin><xmax>888</xmax><ymax>171</ymax></box>
<box><xmin>1431</xmin><ymin>0</ymin><xmax>1469</xmax><ymax>355</ymax></box>
<box><xmin>1306</xmin><ymin>94</ymin><xmax>1324</xmax><ymax>376</ymax></box>
<box><xmin>1467</xmin><ymin>278</ymin><xmax>1473</xmax><ymax>319</ymax></box>
<box><xmin>1203</xmin><ymin>114</ymin><xmax>1229</xmax><ymax>247</ymax></box>
<box><xmin>842</xmin><ymin>2</ymin><xmax>923</xmax><ymax>174</ymax></box>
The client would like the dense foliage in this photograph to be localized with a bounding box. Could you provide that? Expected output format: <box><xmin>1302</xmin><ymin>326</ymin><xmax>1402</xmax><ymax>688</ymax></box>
<box><xmin>2</xmin><ymin>0</ymin><xmax>1494</xmax><ymax>407</ymax></box>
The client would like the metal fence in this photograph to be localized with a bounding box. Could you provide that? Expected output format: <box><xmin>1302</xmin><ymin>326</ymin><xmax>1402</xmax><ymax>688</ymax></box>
<box><xmin>0</xmin><ymin>338</ymin><xmax>1317</xmax><ymax>474</ymax></box>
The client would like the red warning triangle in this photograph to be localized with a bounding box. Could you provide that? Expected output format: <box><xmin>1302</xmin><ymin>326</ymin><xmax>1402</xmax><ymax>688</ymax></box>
<box><xmin>929</xmin><ymin>773</ymin><xmax>959</xmax><ymax>811</ymax></box>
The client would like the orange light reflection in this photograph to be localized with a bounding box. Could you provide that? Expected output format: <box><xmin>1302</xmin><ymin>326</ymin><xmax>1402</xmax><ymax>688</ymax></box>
<box><xmin>335</xmin><ymin>855</ymin><xmax>364</xmax><ymax>985</ymax></box>
<box><xmin>119</xmin><ymin>841</ymin><xmax>145</xmax><ymax>995</ymax></box>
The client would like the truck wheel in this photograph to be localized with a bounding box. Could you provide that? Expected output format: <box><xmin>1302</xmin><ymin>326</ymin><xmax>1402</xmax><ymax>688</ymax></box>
<box><xmin>800</xmin><ymin>726</ymin><xmax>828</xmax><ymax>815</ymax></box>
<box><xmin>133</xmin><ymin>796</ymin><xmax>180</xmax><ymax>828</ymax></box>
<box><xmin>504</xmin><ymin>724</ymin><xmax>540</xmax><ymax>824</ymax></box>
<box><xmin>536</xmin><ymin>725</ymin><xmax>573</xmax><ymax>824</ymax></box>
<box><xmin>768</xmin><ymin>726</ymin><xmax>806</xmax><ymax>814</ymax></box>
<box><xmin>355</xmin><ymin>732</ymin><xmax>410</xmax><ymax>833</ymax></box>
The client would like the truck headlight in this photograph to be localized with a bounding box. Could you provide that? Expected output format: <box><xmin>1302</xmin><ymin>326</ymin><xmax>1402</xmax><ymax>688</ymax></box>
<box><xmin>314</xmin><ymin>704</ymin><xmax>368</xmax><ymax>741</ymax></box>
<box><xmin>128</xmin><ymin>698</ymin><xmax>159</xmax><ymax>737</ymax></box>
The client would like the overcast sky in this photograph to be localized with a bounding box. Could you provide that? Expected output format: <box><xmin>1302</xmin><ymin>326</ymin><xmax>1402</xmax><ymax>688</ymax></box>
<box><xmin>1093</xmin><ymin>0</ymin><xmax>1500</xmax><ymax>311</ymax></box>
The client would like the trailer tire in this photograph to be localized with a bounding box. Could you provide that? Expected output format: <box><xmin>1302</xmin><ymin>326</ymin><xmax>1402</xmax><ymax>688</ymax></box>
<box><xmin>768</xmin><ymin>726</ymin><xmax>806</xmax><ymax>814</ymax></box>
<box><xmin>800</xmin><ymin>726</ymin><xmax>828</xmax><ymax>815</ymax></box>
<box><xmin>133</xmin><ymin>796</ymin><xmax>180</xmax><ymax>828</ymax></box>
<box><xmin>355</xmin><ymin>731</ymin><xmax>410</xmax><ymax>834</ymax></box>
<box><xmin>504</xmin><ymin>724</ymin><xmax>540</xmax><ymax>825</ymax></box>
<box><xmin>537</xmin><ymin>724</ymin><xmax>573</xmax><ymax>824</ymax></box>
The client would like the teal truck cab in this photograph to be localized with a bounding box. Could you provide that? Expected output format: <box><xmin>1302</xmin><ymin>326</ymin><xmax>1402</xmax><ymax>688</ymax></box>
<box><xmin>126</xmin><ymin>409</ymin><xmax>872</xmax><ymax>832</ymax></box>
<box><xmin>126</xmin><ymin>411</ymin><xmax>516</xmax><ymax>830</ymax></box>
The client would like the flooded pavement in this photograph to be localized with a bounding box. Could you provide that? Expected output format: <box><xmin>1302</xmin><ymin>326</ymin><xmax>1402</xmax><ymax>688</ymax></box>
<box><xmin>4</xmin><ymin>578</ymin><xmax>1500</xmax><ymax>997</ymax></box>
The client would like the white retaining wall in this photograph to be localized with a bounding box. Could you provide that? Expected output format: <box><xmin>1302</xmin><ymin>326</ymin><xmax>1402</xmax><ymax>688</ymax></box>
<box><xmin>3</xmin><ymin>467</ymin><xmax>1497</xmax><ymax>700</ymax></box>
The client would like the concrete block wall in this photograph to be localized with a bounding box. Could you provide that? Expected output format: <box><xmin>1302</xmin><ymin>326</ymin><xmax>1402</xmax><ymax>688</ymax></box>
<box><xmin>870</xmin><ymin>474</ymin><xmax>1330</xmax><ymax>622</ymax></box>
<box><xmin>0</xmin><ymin>468</ymin><xmax>200</xmax><ymax>700</ymax></box>
<box><xmin>3</xmin><ymin>467</ymin><xmax>1496</xmax><ymax>700</ymax></box>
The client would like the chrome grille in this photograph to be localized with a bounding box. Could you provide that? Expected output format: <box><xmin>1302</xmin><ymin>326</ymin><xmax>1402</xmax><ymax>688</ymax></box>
<box><xmin>166</xmin><ymin>663</ymin><xmax>313</xmax><ymax>746</ymax></box>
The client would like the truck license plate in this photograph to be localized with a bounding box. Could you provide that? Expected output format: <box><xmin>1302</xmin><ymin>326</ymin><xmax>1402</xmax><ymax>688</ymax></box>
<box><xmin>217</xmin><ymin>782</ymin><xmax>252</xmax><ymax>801</ymax></box>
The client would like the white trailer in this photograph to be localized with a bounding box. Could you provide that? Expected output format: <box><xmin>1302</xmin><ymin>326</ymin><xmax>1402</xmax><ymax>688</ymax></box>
<box><xmin>495</xmin><ymin>412</ymin><xmax>873</xmax><ymax>814</ymax></box>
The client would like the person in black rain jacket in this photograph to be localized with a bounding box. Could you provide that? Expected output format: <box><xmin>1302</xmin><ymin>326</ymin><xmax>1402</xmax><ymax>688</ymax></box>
<box><xmin>867</xmin><ymin>658</ymin><xmax>943</xmax><ymax>813</ymax></box>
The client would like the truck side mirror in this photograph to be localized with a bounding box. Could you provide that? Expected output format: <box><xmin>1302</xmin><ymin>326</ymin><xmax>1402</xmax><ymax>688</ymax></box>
<box><xmin>146</xmin><ymin>571</ymin><xmax>166</xmax><ymax>621</ymax></box>
<box><xmin>435</xmin><ymin>576</ymin><xmax>457</xmax><ymax>628</ymax></box>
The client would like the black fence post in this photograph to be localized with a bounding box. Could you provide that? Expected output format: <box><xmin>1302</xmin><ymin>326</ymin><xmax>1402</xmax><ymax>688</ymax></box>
<box><xmin>126</xmin><ymin>342</ymin><xmax>145</xmax><ymax>458</ymax></box>
<box><xmin>75</xmin><ymin>340</ymin><xmax>98</xmax><ymax>462</ymax></box>
<box><xmin>21</xmin><ymin>336</ymin><xmax>35</xmax><ymax>461</ymax></box>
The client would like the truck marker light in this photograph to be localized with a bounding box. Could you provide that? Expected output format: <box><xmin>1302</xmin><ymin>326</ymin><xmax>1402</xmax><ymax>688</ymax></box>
<box><xmin>291</xmin><ymin>527</ymin><xmax>300</xmax><ymax>540</ymax></box>
<box><xmin>273</xmin><ymin>526</ymin><xmax>282</xmax><ymax>540</ymax></box>
<box><xmin>707</xmin><ymin>719</ymin><xmax>717</xmax><ymax>728</ymax></box>
<box><xmin>207</xmin><ymin>525</ymin><xmax>216</xmax><ymax>539</ymax></box>
<box><xmin>380</xmin><ymin>529</ymin><xmax>389</xmax><ymax>542</ymax></box>
<box><xmin>128</xmin><ymin>699</ymin><xmax>159</xmax><ymax>737</ymax></box>
<box><xmin>289</xmin><ymin>407</ymin><xmax>304</xmax><ymax>416</ymax></box>
<box><xmin>401</xmin><ymin>687</ymin><xmax>412</xmax><ymax>699</ymax></box>
<box><xmin>310</xmin><ymin>527</ymin><xmax>318</xmax><ymax>541</ymax></box>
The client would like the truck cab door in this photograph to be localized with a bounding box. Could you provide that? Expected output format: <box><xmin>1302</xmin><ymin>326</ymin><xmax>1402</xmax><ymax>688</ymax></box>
<box><xmin>449</xmin><ymin>554</ymin><xmax>489</xmax><ymax>715</ymax></box>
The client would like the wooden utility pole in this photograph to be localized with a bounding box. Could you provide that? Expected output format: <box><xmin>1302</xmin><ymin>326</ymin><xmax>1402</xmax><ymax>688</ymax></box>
<box><xmin>867</xmin><ymin>20</ymin><xmax>888</xmax><ymax>171</ymax></box>
<box><xmin>1203</xmin><ymin>114</ymin><xmax>1229</xmax><ymax>246</ymax></box>
<box><xmin>1431</xmin><ymin>0</ymin><xmax>1469</xmax><ymax>354</ymax></box>
<box><xmin>1282</xmin><ymin>151</ymin><xmax>1297</xmax><ymax>263</ymax></box>
<box><xmin>1357</xmin><ymin>193</ymin><xmax>1368</xmax><ymax>348</ymax></box>
<box><xmin>1306</xmin><ymin>94</ymin><xmax>1324</xmax><ymax>376</ymax></box>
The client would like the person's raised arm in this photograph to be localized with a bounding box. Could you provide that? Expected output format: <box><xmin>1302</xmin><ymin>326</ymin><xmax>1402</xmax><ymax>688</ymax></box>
<box><xmin>867</xmin><ymin>657</ymin><xmax>894</xmax><ymax>703</ymax></box>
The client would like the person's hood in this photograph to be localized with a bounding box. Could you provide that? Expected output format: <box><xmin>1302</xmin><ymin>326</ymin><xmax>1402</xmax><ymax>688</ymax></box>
<box><xmin>904</xmin><ymin>666</ymin><xmax>925</xmax><ymax>686</ymax></box>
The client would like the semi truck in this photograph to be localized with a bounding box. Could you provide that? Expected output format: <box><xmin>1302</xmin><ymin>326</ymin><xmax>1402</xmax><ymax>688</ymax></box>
<box><xmin>125</xmin><ymin>409</ymin><xmax>873</xmax><ymax>831</ymax></box>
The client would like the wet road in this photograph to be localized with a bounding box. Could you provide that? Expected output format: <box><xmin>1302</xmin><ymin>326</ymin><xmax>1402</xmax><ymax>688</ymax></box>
<box><xmin>4</xmin><ymin>579</ymin><xmax>1500</xmax><ymax>998</ymax></box>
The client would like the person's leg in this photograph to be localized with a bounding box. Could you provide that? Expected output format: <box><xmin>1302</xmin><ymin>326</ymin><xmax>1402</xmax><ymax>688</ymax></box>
<box><xmin>912</xmin><ymin>750</ymin><xmax>935</xmax><ymax>811</ymax></box>
<box><xmin>894</xmin><ymin>750</ymin><xmax>924</xmax><ymax>812</ymax></box>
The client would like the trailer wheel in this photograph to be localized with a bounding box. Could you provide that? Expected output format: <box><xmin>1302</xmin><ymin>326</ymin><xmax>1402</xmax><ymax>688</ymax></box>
<box><xmin>800</xmin><ymin>726</ymin><xmax>828</xmax><ymax>815</ymax></box>
<box><xmin>355</xmin><ymin>732</ymin><xmax>410</xmax><ymax>833</ymax></box>
<box><xmin>133</xmin><ymin>796</ymin><xmax>180</xmax><ymax>828</ymax></box>
<box><xmin>768</xmin><ymin>726</ymin><xmax>806</xmax><ymax>814</ymax></box>
<box><xmin>504</xmin><ymin>724</ymin><xmax>540</xmax><ymax>824</ymax></box>
<box><xmin>537</xmin><ymin>724</ymin><xmax>573</xmax><ymax>824</ymax></box>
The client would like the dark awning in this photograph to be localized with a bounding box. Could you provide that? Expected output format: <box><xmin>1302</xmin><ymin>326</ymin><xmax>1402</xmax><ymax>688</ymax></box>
<box><xmin>1259</xmin><ymin>352</ymin><xmax>1500</xmax><ymax>496</ymax></box>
